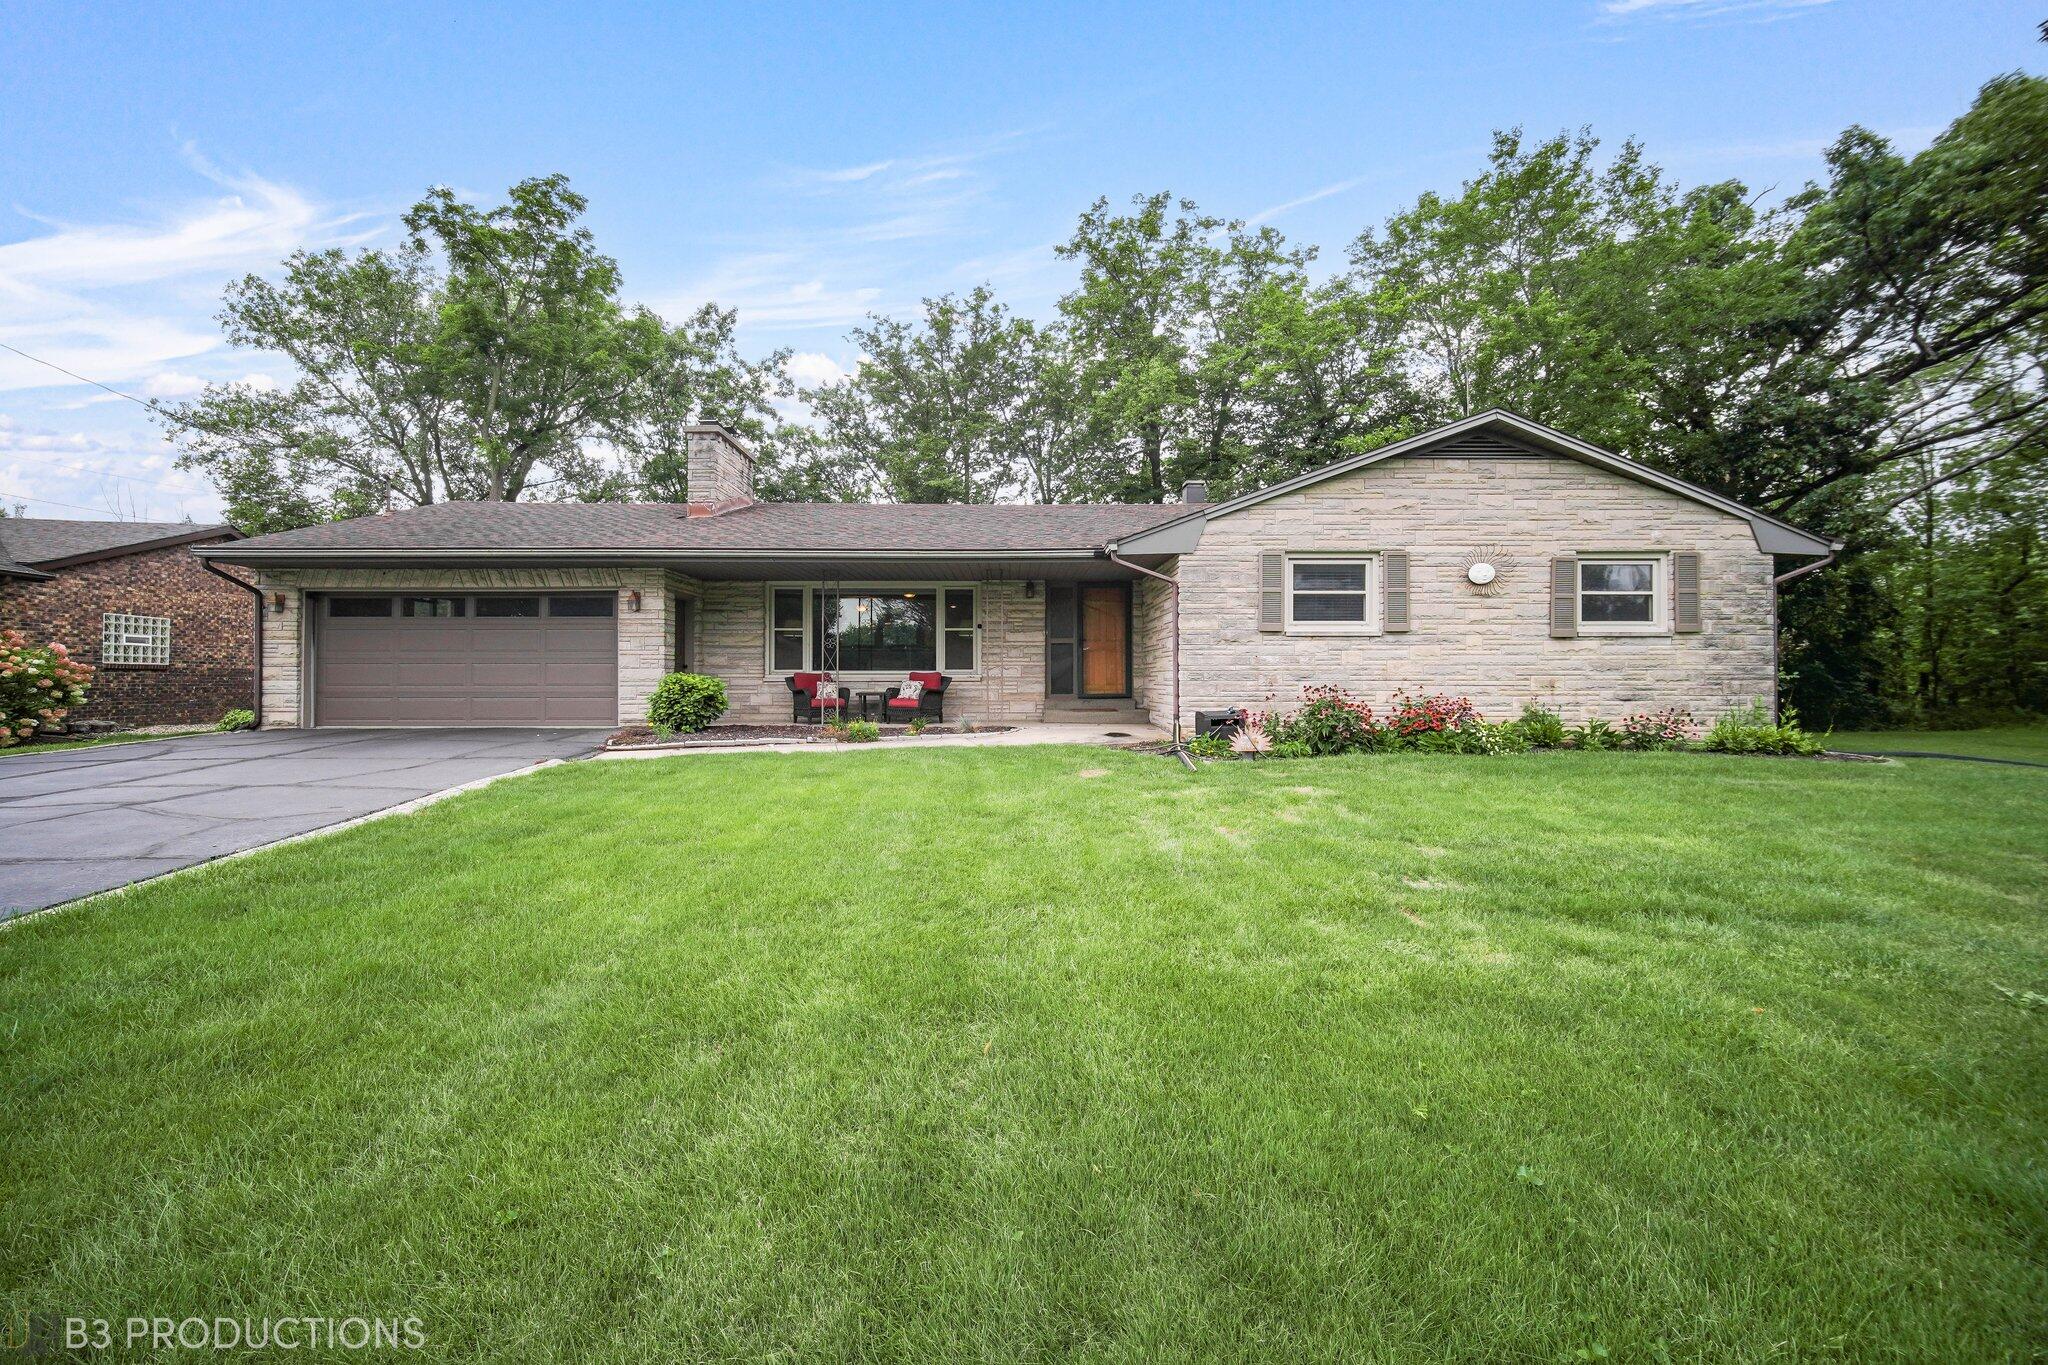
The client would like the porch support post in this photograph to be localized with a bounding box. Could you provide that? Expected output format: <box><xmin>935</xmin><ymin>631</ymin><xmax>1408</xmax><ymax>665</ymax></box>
<box><xmin>1105</xmin><ymin>548</ymin><xmax>1181</xmax><ymax>745</ymax></box>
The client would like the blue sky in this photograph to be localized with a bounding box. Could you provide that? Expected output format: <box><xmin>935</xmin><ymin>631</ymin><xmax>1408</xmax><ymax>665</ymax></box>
<box><xmin>0</xmin><ymin>0</ymin><xmax>2037</xmax><ymax>521</ymax></box>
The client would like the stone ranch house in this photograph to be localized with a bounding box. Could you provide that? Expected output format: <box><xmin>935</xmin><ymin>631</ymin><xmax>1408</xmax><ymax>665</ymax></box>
<box><xmin>1</xmin><ymin>518</ymin><xmax>256</xmax><ymax>728</ymax></box>
<box><xmin>194</xmin><ymin>411</ymin><xmax>1838</xmax><ymax>734</ymax></box>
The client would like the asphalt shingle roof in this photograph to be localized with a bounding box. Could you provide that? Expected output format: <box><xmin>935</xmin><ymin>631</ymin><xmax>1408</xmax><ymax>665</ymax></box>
<box><xmin>214</xmin><ymin>500</ymin><xmax>1192</xmax><ymax>555</ymax></box>
<box><xmin>0</xmin><ymin>518</ymin><xmax>235</xmax><ymax>567</ymax></box>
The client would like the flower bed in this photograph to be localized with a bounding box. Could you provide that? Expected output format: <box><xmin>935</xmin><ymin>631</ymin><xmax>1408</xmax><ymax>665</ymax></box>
<box><xmin>605</xmin><ymin>722</ymin><xmax>1008</xmax><ymax>750</ymax></box>
<box><xmin>1193</xmin><ymin>691</ymin><xmax>1834</xmax><ymax>762</ymax></box>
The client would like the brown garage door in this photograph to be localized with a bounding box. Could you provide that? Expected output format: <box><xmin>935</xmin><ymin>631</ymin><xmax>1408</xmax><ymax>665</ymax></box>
<box><xmin>314</xmin><ymin>593</ymin><xmax>618</xmax><ymax>726</ymax></box>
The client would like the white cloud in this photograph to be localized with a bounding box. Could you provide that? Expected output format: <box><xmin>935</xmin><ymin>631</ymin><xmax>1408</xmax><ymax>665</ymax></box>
<box><xmin>0</xmin><ymin>415</ymin><xmax>222</xmax><ymax>522</ymax></box>
<box><xmin>783</xmin><ymin>352</ymin><xmax>849</xmax><ymax>389</ymax></box>
<box><xmin>0</xmin><ymin>145</ymin><xmax>365</xmax><ymax>522</ymax></box>
<box><xmin>0</xmin><ymin>144</ymin><xmax>369</xmax><ymax>394</ymax></box>
<box><xmin>664</xmin><ymin>252</ymin><xmax>885</xmax><ymax>330</ymax></box>
<box><xmin>1598</xmin><ymin>0</ymin><xmax>1833</xmax><ymax>19</ymax></box>
<box><xmin>1245</xmin><ymin>175</ymin><xmax>1374</xmax><ymax>227</ymax></box>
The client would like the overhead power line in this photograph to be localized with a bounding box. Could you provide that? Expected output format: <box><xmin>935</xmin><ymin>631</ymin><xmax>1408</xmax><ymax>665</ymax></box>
<box><xmin>0</xmin><ymin>340</ymin><xmax>175</xmax><ymax>417</ymax></box>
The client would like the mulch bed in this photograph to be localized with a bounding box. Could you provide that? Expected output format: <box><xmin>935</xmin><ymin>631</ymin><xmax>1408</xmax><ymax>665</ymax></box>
<box><xmin>605</xmin><ymin>722</ymin><xmax>1007</xmax><ymax>750</ymax></box>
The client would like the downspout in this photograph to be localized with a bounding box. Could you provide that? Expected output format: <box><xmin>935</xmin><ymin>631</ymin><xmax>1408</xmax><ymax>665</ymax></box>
<box><xmin>201</xmin><ymin>561</ymin><xmax>263</xmax><ymax>728</ymax></box>
<box><xmin>1104</xmin><ymin>545</ymin><xmax>1189</xmax><ymax>766</ymax></box>
<box><xmin>1768</xmin><ymin>543</ymin><xmax>1843</xmax><ymax>722</ymax></box>
<box><xmin>1773</xmin><ymin>547</ymin><xmax>1841</xmax><ymax>588</ymax></box>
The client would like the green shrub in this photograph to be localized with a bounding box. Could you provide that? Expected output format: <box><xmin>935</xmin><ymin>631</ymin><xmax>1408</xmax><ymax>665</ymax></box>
<box><xmin>1472</xmin><ymin>720</ymin><xmax>1531</xmax><ymax>755</ymax></box>
<box><xmin>1513</xmin><ymin>704</ymin><xmax>1567</xmax><ymax>748</ymax></box>
<box><xmin>843</xmin><ymin>720</ymin><xmax>881</xmax><ymax>743</ymax></box>
<box><xmin>1700</xmin><ymin>701</ymin><xmax>1825</xmax><ymax>756</ymax></box>
<box><xmin>1566</xmin><ymin>719</ymin><xmax>1617</xmax><ymax>751</ymax></box>
<box><xmin>1267</xmin><ymin>691</ymin><xmax>1376</xmax><ymax>755</ymax></box>
<box><xmin>907</xmin><ymin>716</ymin><xmax>929</xmax><ymax>735</ymax></box>
<box><xmin>1186</xmin><ymin>731</ymin><xmax>1235</xmax><ymax>759</ymax></box>
<box><xmin>1409</xmin><ymin>721</ymin><xmax>1527</xmax><ymax>755</ymax></box>
<box><xmin>646</xmin><ymin>673</ymin><xmax>728</xmax><ymax>735</ymax></box>
<box><xmin>216</xmin><ymin>708</ymin><xmax>256</xmax><ymax>732</ymax></box>
<box><xmin>1268</xmin><ymin>739</ymin><xmax>1313</xmax><ymax>759</ymax></box>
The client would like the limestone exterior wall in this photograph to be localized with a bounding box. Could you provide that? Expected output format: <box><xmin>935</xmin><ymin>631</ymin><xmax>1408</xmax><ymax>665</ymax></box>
<box><xmin>251</xmin><ymin>566</ymin><xmax>674</xmax><ymax>728</ymax></box>
<box><xmin>1131</xmin><ymin>568</ymin><xmax>1177</xmax><ymax>725</ymax></box>
<box><xmin>690</xmin><ymin>579</ymin><xmax>1047</xmax><ymax>725</ymax></box>
<box><xmin>1163</xmin><ymin>453</ymin><xmax>1776</xmax><ymax>730</ymax></box>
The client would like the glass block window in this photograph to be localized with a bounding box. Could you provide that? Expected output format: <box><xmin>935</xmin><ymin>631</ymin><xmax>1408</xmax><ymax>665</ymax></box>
<box><xmin>102</xmin><ymin>612</ymin><xmax>171</xmax><ymax>665</ymax></box>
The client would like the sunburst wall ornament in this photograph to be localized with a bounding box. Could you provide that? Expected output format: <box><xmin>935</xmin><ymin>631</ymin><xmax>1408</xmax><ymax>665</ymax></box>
<box><xmin>1461</xmin><ymin>545</ymin><xmax>1519</xmax><ymax>597</ymax></box>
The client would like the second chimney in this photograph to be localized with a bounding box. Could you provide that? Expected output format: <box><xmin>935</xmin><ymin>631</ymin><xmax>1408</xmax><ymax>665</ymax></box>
<box><xmin>1181</xmin><ymin>480</ymin><xmax>1209</xmax><ymax>505</ymax></box>
<box><xmin>683</xmin><ymin>423</ymin><xmax>757</xmax><ymax>516</ymax></box>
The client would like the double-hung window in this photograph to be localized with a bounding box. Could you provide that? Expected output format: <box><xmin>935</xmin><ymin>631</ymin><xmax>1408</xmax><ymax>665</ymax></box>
<box><xmin>770</xmin><ymin>588</ymin><xmax>808</xmax><ymax>671</ymax></box>
<box><xmin>101</xmin><ymin>612</ymin><xmax>171</xmax><ymax>665</ymax></box>
<box><xmin>1285</xmin><ymin>555</ymin><xmax>1378</xmax><ymax>634</ymax></box>
<box><xmin>1577</xmin><ymin>555</ymin><xmax>1666</xmax><ymax>635</ymax></box>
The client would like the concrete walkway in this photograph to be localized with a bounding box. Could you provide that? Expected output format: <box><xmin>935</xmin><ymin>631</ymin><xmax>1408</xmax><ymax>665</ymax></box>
<box><xmin>0</xmin><ymin>728</ymin><xmax>607</xmax><ymax>919</ymax></box>
<box><xmin>597</xmin><ymin>721</ymin><xmax>1167</xmax><ymax>761</ymax></box>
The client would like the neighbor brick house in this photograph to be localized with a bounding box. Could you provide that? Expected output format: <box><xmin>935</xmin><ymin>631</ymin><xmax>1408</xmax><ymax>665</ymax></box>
<box><xmin>193</xmin><ymin>412</ymin><xmax>1838</xmax><ymax>734</ymax></box>
<box><xmin>0</xmin><ymin>518</ymin><xmax>256</xmax><ymax>728</ymax></box>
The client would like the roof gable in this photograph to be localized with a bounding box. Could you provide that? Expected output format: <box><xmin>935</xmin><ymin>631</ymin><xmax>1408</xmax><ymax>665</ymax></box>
<box><xmin>1108</xmin><ymin>411</ymin><xmax>1839</xmax><ymax>558</ymax></box>
<box><xmin>0</xmin><ymin>518</ymin><xmax>240</xmax><ymax>569</ymax></box>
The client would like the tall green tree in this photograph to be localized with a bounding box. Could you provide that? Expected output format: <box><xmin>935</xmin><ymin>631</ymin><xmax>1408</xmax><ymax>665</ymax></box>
<box><xmin>164</xmin><ymin>175</ymin><xmax>791</xmax><ymax>525</ymax></box>
<box><xmin>1057</xmin><ymin>195</ymin><xmax>1320</xmax><ymax>500</ymax></box>
<box><xmin>803</xmin><ymin>286</ymin><xmax>1037</xmax><ymax>503</ymax></box>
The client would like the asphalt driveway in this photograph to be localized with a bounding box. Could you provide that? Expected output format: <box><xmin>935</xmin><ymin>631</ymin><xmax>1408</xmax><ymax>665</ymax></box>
<box><xmin>0</xmin><ymin>728</ymin><xmax>608</xmax><ymax>919</ymax></box>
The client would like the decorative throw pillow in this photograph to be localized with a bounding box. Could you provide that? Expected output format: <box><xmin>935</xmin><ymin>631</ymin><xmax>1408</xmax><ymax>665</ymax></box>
<box><xmin>896</xmin><ymin>679</ymin><xmax>925</xmax><ymax>701</ymax></box>
<box><xmin>814</xmin><ymin>679</ymin><xmax>840</xmax><ymax>702</ymax></box>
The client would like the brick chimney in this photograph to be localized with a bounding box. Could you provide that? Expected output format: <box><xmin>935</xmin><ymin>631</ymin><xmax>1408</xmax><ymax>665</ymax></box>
<box><xmin>683</xmin><ymin>423</ymin><xmax>757</xmax><ymax>516</ymax></box>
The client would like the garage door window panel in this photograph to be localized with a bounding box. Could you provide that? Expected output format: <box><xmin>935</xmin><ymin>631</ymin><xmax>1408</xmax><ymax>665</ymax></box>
<box><xmin>548</xmin><ymin>595</ymin><xmax>614</xmax><ymax>617</ymax></box>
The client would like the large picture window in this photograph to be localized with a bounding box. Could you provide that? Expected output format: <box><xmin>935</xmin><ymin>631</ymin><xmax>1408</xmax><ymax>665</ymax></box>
<box><xmin>1285</xmin><ymin>555</ymin><xmax>1378</xmax><ymax>634</ymax></box>
<box><xmin>766</xmin><ymin>585</ymin><xmax>978</xmax><ymax>675</ymax></box>
<box><xmin>1578</xmin><ymin>555</ymin><xmax>1666</xmax><ymax>635</ymax></box>
<box><xmin>817</xmin><ymin>591</ymin><xmax>937</xmax><ymax>672</ymax></box>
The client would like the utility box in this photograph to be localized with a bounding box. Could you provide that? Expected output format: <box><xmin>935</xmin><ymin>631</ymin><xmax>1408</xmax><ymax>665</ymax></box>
<box><xmin>1194</xmin><ymin>708</ymin><xmax>1245</xmax><ymax>737</ymax></box>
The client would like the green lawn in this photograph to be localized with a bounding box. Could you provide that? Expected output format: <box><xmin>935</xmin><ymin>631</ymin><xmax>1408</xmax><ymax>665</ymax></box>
<box><xmin>4</xmin><ymin>748</ymin><xmax>2043</xmax><ymax>1361</ymax></box>
<box><xmin>1828</xmin><ymin>724</ymin><xmax>2048</xmax><ymax>763</ymax></box>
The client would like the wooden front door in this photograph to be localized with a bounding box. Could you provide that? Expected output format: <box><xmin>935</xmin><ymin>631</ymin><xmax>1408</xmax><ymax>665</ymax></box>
<box><xmin>1078</xmin><ymin>584</ymin><xmax>1130</xmax><ymax>697</ymax></box>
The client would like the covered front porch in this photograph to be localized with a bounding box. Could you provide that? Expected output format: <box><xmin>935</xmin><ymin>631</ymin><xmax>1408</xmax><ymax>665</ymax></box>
<box><xmin>670</xmin><ymin>555</ymin><xmax>1172</xmax><ymax>730</ymax></box>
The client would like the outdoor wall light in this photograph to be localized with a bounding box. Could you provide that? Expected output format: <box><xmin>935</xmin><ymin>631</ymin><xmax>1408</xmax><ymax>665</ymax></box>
<box><xmin>627</xmin><ymin>590</ymin><xmax>642</xmax><ymax>612</ymax></box>
<box><xmin>1024</xmin><ymin>580</ymin><xmax>1037</xmax><ymax>598</ymax></box>
<box><xmin>269</xmin><ymin>592</ymin><xmax>288</xmax><ymax>613</ymax></box>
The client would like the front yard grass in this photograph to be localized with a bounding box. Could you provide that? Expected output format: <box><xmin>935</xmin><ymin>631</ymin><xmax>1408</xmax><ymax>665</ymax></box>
<box><xmin>3</xmin><ymin>747</ymin><xmax>2043</xmax><ymax>1361</ymax></box>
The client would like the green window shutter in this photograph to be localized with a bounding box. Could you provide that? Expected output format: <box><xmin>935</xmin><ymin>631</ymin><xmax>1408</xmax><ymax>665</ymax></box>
<box><xmin>1259</xmin><ymin>552</ymin><xmax>1285</xmax><ymax>632</ymax></box>
<box><xmin>1672</xmin><ymin>551</ymin><xmax>1702</xmax><ymax>633</ymax></box>
<box><xmin>1382</xmin><ymin>551</ymin><xmax>1410</xmax><ymax>632</ymax></box>
<box><xmin>1550</xmin><ymin>556</ymin><xmax>1578</xmax><ymax>638</ymax></box>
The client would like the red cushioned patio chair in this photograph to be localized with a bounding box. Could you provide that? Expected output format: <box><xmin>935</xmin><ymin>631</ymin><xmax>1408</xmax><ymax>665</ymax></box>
<box><xmin>882</xmin><ymin>671</ymin><xmax>949</xmax><ymax>722</ymax></box>
<box><xmin>786</xmin><ymin>672</ymin><xmax>848</xmax><ymax>724</ymax></box>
